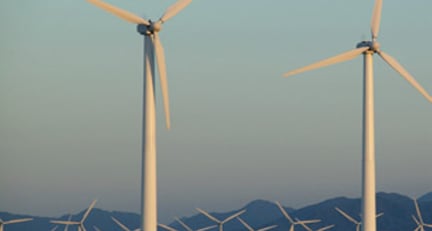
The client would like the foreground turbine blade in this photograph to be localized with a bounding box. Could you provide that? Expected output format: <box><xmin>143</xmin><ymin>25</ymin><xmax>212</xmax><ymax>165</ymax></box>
<box><xmin>335</xmin><ymin>207</ymin><xmax>359</xmax><ymax>224</ymax></box>
<box><xmin>4</xmin><ymin>218</ymin><xmax>33</xmax><ymax>224</ymax></box>
<box><xmin>160</xmin><ymin>0</ymin><xmax>192</xmax><ymax>22</ymax></box>
<box><xmin>275</xmin><ymin>201</ymin><xmax>294</xmax><ymax>223</ymax></box>
<box><xmin>222</xmin><ymin>210</ymin><xmax>246</xmax><ymax>223</ymax></box>
<box><xmin>87</xmin><ymin>0</ymin><xmax>149</xmax><ymax>25</ymax></box>
<box><xmin>81</xmin><ymin>200</ymin><xmax>97</xmax><ymax>223</ymax></box>
<box><xmin>196</xmin><ymin>208</ymin><xmax>221</xmax><ymax>223</ymax></box>
<box><xmin>111</xmin><ymin>217</ymin><xmax>131</xmax><ymax>231</ymax></box>
<box><xmin>283</xmin><ymin>47</ymin><xmax>369</xmax><ymax>77</ymax></box>
<box><xmin>378</xmin><ymin>51</ymin><xmax>432</xmax><ymax>103</ymax></box>
<box><xmin>371</xmin><ymin>0</ymin><xmax>383</xmax><ymax>40</ymax></box>
<box><xmin>152</xmin><ymin>33</ymin><xmax>171</xmax><ymax>129</ymax></box>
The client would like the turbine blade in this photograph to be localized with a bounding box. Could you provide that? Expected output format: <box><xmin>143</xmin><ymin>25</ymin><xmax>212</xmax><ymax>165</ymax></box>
<box><xmin>371</xmin><ymin>0</ymin><xmax>383</xmax><ymax>40</ymax></box>
<box><xmin>152</xmin><ymin>33</ymin><xmax>171</xmax><ymax>129</ymax></box>
<box><xmin>376</xmin><ymin>212</ymin><xmax>384</xmax><ymax>218</ymax></box>
<box><xmin>81</xmin><ymin>199</ymin><xmax>97</xmax><ymax>223</ymax></box>
<box><xmin>300</xmin><ymin>219</ymin><xmax>321</xmax><ymax>224</ymax></box>
<box><xmin>335</xmin><ymin>207</ymin><xmax>359</xmax><ymax>224</ymax></box>
<box><xmin>93</xmin><ymin>226</ymin><xmax>101</xmax><ymax>231</ymax></box>
<box><xmin>158</xmin><ymin>224</ymin><xmax>177</xmax><ymax>231</ymax></box>
<box><xmin>378</xmin><ymin>51</ymin><xmax>432</xmax><ymax>103</ymax></box>
<box><xmin>275</xmin><ymin>201</ymin><xmax>294</xmax><ymax>223</ymax></box>
<box><xmin>412</xmin><ymin>215</ymin><xmax>420</xmax><ymax>225</ymax></box>
<box><xmin>51</xmin><ymin>221</ymin><xmax>80</xmax><ymax>225</ymax></box>
<box><xmin>3</xmin><ymin>218</ymin><xmax>33</xmax><ymax>224</ymax></box>
<box><xmin>111</xmin><ymin>216</ymin><xmax>131</xmax><ymax>231</ymax></box>
<box><xmin>283</xmin><ymin>47</ymin><xmax>368</xmax><ymax>77</ymax></box>
<box><xmin>424</xmin><ymin>224</ymin><xmax>432</xmax><ymax>228</ymax></box>
<box><xmin>196</xmin><ymin>225</ymin><xmax>217</xmax><ymax>231</ymax></box>
<box><xmin>413</xmin><ymin>198</ymin><xmax>425</xmax><ymax>225</ymax></box>
<box><xmin>296</xmin><ymin>220</ymin><xmax>313</xmax><ymax>231</ymax></box>
<box><xmin>196</xmin><ymin>208</ymin><xmax>221</xmax><ymax>223</ymax></box>
<box><xmin>175</xmin><ymin>217</ymin><xmax>193</xmax><ymax>231</ymax></box>
<box><xmin>87</xmin><ymin>0</ymin><xmax>149</xmax><ymax>25</ymax></box>
<box><xmin>237</xmin><ymin>217</ymin><xmax>253</xmax><ymax>231</ymax></box>
<box><xmin>160</xmin><ymin>0</ymin><xmax>192</xmax><ymax>23</ymax></box>
<box><xmin>51</xmin><ymin>226</ymin><xmax>59</xmax><ymax>231</ymax></box>
<box><xmin>257</xmin><ymin>225</ymin><xmax>278</xmax><ymax>231</ymax></box>
<box><xmin>222</xmin><ymin>210</ymin><xmax>246</xmax><ymax>223</ymax></box>
<box><xmin>318</xmin><ymin>225</ymin><xmax>335</xmax><ymax>231</ymax></box>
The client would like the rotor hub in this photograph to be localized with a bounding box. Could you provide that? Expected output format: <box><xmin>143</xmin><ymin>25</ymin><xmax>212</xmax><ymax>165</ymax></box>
<box><xmin>137</xmin><ymin>21</ymin><xmax>162</xmax><ymax>36</ymax></box>
<box><xmin>356</xmin><ymin>40</ymin><xmax>380</xmax><ymax>52</ymax></box>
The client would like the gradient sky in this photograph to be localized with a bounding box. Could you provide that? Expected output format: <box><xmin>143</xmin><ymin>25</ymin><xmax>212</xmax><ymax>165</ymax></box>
<box><xmin>1</xmin><ymin>0</ymin><xmax>431</xmax><ymax>223</ymax></box>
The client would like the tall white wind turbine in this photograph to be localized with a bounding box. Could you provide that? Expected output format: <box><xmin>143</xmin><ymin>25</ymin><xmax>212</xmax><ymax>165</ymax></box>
<box><xmin>50</xmin><ymin>199</ymin><xmax>97</xmax><ymax>231</ymax></box>
<box><xmin>283</xmin><ymin>0</ymin><xmax>432</xmax><ymax>230</ymax></box>
<box><xmin>0</xmin><ymin>217</ymin><xmax>33</xmax><ymax>231</ymax></box>
<box><xmin>86</xmin><ymin>1</ymin><xmax>192</xmax><ymax>231</ymax></box>
<box><xmin>275</xmin><ymin>201</ymin><xmax>320</xmax><ymax>231</ymax></box>
<box><xmin>412</xmin><ymin>198</ymin><xmax>432</xmax><ymax>231</ymax></box>
<box><xmin>175</xmin><ymin>216</ymin><xmax>217</xmax><ymax>231</ymax></box>
<box><xmin>237</xmin><ymin>217</ymin><xmax>277</xmax><ymax>231</ymax></box>
<box><xmin>196</xmin><ymin>208</ymin><xmax>246</xmax><ymax>231</ymax></box>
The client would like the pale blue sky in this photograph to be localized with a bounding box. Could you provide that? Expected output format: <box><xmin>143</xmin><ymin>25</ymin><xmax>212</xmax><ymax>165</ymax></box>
<box><xmin>1</xmin><ymin>0</ymin><xmax>431</xmax><ymax>223</ymax></box>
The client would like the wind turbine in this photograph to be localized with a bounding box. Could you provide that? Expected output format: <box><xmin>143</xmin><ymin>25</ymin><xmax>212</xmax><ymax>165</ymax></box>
<box><xmin>412</xmin><ymin>198</ymin><xmax>432</xmax><ymax>231</ymax></box>
<box><xmin>283</xmin><ymin>0</ymin><xmax>432</xmax><ymax>230</ymax></box>
<box><xmin>275</xmin><ymin>201</ymin><xmax>320</xmax><ymax>231</ymax></box>
<box><xmin>111</xmin><ymin>216</ymin><xmax>140</xmax><ymax>231</ymax></box>
<box><xmin>237</xmin><ymin>217</ymin><xmax>277</xmax><ymax>231</ymax></box>
<box><xmin>51</xmin><ymin>199</ymin><xmax>97</xmax><ymax>231</ymax></box>
<box><xmin>174</xmin><ymin>216</ymin><xmax>217</xmax><ymax>231</ymax></box>
<box><xmin>335</xmin><ymin>207</ymin><xmax>383</xmax><ymax>231</ymax></box>
<box><xmin>86</xmin><ymin>0</ymin><xmax>192</xmax><ymax>231</ymax></box>
<box><xmin>0</xmin><ymin>217</ymin><xmax>33</xmax><ymax>231</ymax></box>
<box><xmin>196</xmin><ymin>208</ymin><xmax>246</xmax><ymax>231</ymax></box>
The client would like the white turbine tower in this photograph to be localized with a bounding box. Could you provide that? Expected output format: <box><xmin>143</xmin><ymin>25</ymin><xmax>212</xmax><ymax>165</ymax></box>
<box><xmin>196</xmin><ymin>208</ymin><xmax>246</xmax><ymax>231</ymax></box>
<box><xmin>275</xmin><ymin>201</ymin><xmax>320</xmax><ymax>231</ymax></box>
<box><xmin>283</xmin><ymin>0</ymin><xmax>432</xmax><ymax>230</ymax></box>
<box><xmin>237</xmin><ymin>217</ymin><xmax>277</xmax><ymax>231</ymax></box>
<box><xmin>175</xmin><ymin>217</ymin><xmax>217</xmax><ymax>231</ymax></box>
<box><xmin>86</xmin><ymin>1</ymin><xmax>192</xmax><ymax>231</ymax></box>
<box><xmin>0</xmin><ymin>217</ymin><xmax>33</xmax><ymax>231</ymax></box>
<box><xmin>111</xmin><ymin>216</ymin><xmax>140</xmax><ymax>231</ymax></box>
<box><xmin>335</xmin><ymin>207</ymin><xmax>383</xmax><ymax>231</ymax></box>
<box><xmin>412</xmin><ymin>198</ymin><xmax>432</xmax><ymax>231</ymax></box>
<box><xmin>51</xmin><ymin>199</ymin><xmax>97</xmax><ymax>231</ymax></box>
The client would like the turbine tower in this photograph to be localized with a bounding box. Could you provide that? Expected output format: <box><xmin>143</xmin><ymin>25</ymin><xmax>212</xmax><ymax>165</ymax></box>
<box><xmin>196</xmin><ymin>208</ymin><xmax>246</xmax><ymax>231</ymax></box>
<box><xmin>86</xmin><ymin>1</ymin><xmax>193</xmax><ymax>231</ymax></box>
<box><xmin>0</xmin><ymin>217</ymin><xmax>33</xmax><ymax>231</ymax></box>
<box><xmin>283</xmin><ymin>0</ymin><xmax>432</xmax><ymax>230</ymax></box>
<box><xmin>237</xmin><ymin>217</ymin><xmax>277</xmax><ymax>231</ymax></box>
<box><xmin>412</xmin><ymin>198</ymin><xmax>432</xmax><ymax>231</ymax></box>
<box><xmin>175</xmin><ymin>216</ymin><xmax>217</xmax><ymax>231</ymax></box>
<box><xmin>275</xmin><ymin>201</ymin><xmax>320</xmax><ymax>231</ymax></box>
<box><xmin>51</xmin><ymin>199</ymin><xmax>97</xmax><ymax>231</ymax></box>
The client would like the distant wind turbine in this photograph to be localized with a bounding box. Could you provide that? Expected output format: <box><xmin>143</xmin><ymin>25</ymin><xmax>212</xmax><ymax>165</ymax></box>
<box><xmin>0</xmin><ymin>217</ymin><xmax>33</xmax><ymax>231</ymax></box>
<box><xmin>50</xmin><ymin>199</ymin><xmax>97</xmax><ymax>231</ymax></box>
<box><xmin>175</xmin><ymin>217</ymin><xmax>217</xmax><ymax>231</ymax></box>
<box><xmin>412</xmin><ymin>198</ymin><xmax>432</xmax><ymax>231</ymax></box>
<box><xmin>275</xmin><ymin>201</ymin><xmax>320</xmax><ymax>231</ymax></box>
<box><xmin>111</xmin><ymin>216</ymin><xmax>140</xmax><ymax>231</ymax></box>
<box><xmin>237</xmin><ymin>217</ymin><xmax>277</xmax><ymax>231</ymax></box>
<box><xmin>283</xmin><ymin>0</ymin><xmax>432</xmax><ymax>230</ymax></box>
<box><xmin>335</xmin><ymin>207</ymin><xmax>383</xmax><ymax>231</ymax></box>
<box><xmin>86</xmin><ymin>1</ymin><xmax>193</xmax><ymax>230</ymax></box>
<box><xmin>196</xmin><ymin>208</ymin><xmax>246</xmax><ymax>231</ymax></box>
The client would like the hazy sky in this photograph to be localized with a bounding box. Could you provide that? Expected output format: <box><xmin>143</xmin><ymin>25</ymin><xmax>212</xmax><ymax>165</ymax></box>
<box><xmin>1</xmin><ymin>0</ymin><xmax>431</xmax><ymax>223</ymax></box>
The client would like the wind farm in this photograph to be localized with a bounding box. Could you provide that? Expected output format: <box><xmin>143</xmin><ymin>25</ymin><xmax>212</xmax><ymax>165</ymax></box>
<box><xmin>1</xmin><ymin>0</ymin><xmax>431</xmax><ymax>231</ymax></box>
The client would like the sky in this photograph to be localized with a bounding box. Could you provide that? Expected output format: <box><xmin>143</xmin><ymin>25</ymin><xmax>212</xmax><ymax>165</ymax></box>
<box><xmin>1</xmin><ymin>0</ymin><xmax>431</xmax><ymax>223</ymax></box>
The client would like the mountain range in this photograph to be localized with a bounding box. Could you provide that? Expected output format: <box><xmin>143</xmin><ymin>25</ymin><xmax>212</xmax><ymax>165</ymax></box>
<box><xmin>1</xmin><ymin>192</ymin><xmax>431</xmax><ymax>231</ymax></box>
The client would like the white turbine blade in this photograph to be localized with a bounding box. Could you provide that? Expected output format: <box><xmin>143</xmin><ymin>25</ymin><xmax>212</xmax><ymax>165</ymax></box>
<box><xmin>335</xmin><ymin>207</ymin><xmax>359</xmax><ymax>224</ymax></box>
<box><xmin>87</xmin><ymin>0</ymin><xmax>149</xmax><ymax>25</ymax></box>
<box><xmin>296</xmin><ymin>220</ymin><xmax>313</xmax><ymax>231</ymax></box>
<box><xmin>111</xmin><ymin>216</ymin><xmax>131</xmax><ymax>231</ymax></box>
<box><xmin>51</xmin><ymin>226</ymin><xmax>59</xmax><ymax>231</ymax></box>
<box><xmin>158</xmin><ymin>224</ymin><xmax>177</xmax><ymax>231</ymax></box>
<box><xmin>196</xmin><ymin>208</ymin><xmax>221</xmax><ymax>223</ymax></box>
<box><xmin>3</xmin><ymin>218</ymin><xmax>33</xmax><ymax>224</ymax></box>
<box><xmin>81</xmin><ymin>199</ymin><xmax>97</xmax><ymax>223</ymax></box>
<box><xmin>152</xmin><ymin>33</ymin><xmax>171</xmax><ymax>129</ymax></box>
<box><xmin>412</xmin><ymin>215</ymin><xmax>420</xmax><ymax>225</ymax></box>
<box><xmin>370</xmin><ymin>0</ymin><xmax>383</xmax><ymax>40</ymax></box>
<box><xmin>378</xmin><ymin>51</ymin><xmax>432</xmax><ymax>103</ymax></box>
<box><xmin>237</xmin><ymin>217</ymin><xmax>253</xmax><ymax>231</ymax></box>
<box><xmin>175</xmin><ymin>217</ymin><xmax>193</xmax><ymax>231</ymax></box>
<box><xmin>275</xmin><ymin>201</ymin><xmax>294</xmax><ymax>223</ymax></box>
<box><xmin>283</xmin><ymin>47</ymin><xmax>369</xmax><ymax>77</ymax></box>
<box><xmin>160</xmin><ymin>0</ymin><xmax>192</xmax><ymax>23</ymax></box>
<box><xmin>424</xmin><ymin>224</ymin><xmax>432</xmax><ymax>228</ymax></box>
<box><xmin>196</xmin><ymin>225</ymin><xmax>217</xmax><ymax>231</ymax></box>
<box><xmin>257</xmin><ymin>225</ymin><xmax>278</xmax><ymax>231</ymax></box>
<box><xmin>317</xmin><ymin>225</ymin><xmax>335</xmax><ymax>231</ymax></box>
<box><xmin>51</xmin><ymin>221</ymin><xmax>80</xmax><ymax>225</ymax></box>
<box><xmin>413</xmin><ymin>199</ymin><xmax>425</xmax><ymax>225</ymax></box>
<box><xmin>93</xmin><ymin>226</ymin><xmax>101</xmax><ymax>231</ymax></box>
<box><xmin>414</xmin><ymin>227</ymin><xmax>421</xmax><ymax>231</ymax></box>
<box><xmin>376</xmin><ymin>212</ymin><xmax>384</xmax><ymax>218</ymax></box>
<box><xmin>222</xmin><ymin>210</ymin><xmax>246</xmax><ymax>223</ymax></box>
<box><xmin>299</xmin><ymin>219</ymin><xmax>321</xmax><ymax>224</ymax></box>
<box><xmin>289</xmin><ymin>224</ymin><xmax>294</xmax><ymax>231</ymax></box>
